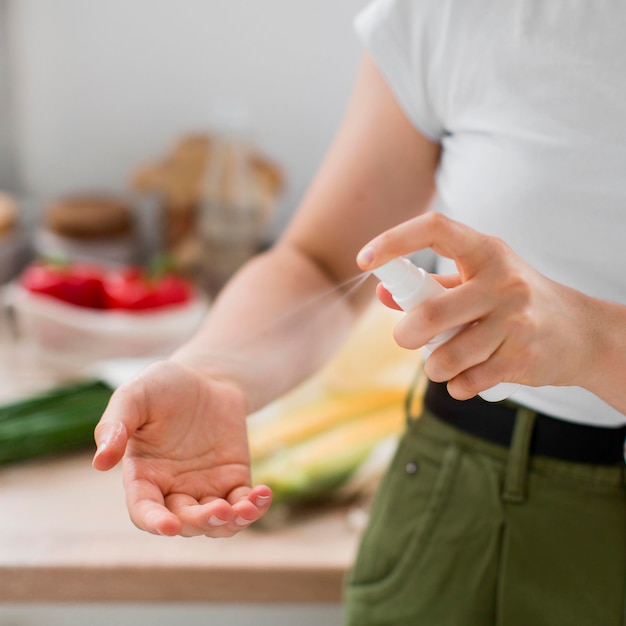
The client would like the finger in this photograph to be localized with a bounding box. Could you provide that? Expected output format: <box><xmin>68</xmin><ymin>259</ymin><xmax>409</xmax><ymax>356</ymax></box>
<box><xmin>376</xmin><ymin>283</ymin><xmax>402</xmax><ymax>310</ymax></box>
<box><xmin>416</xmin><ymin>314</ymin><xmax>519</xmax><ymax>401</ymax></box>
<box><xmin>423</xmin><ymin>320</ymin><xmax>501</xmax><ymax>383</ymax></box>
<box><xmin>92</xmin><ymin>419</ymin><xmax>128</xmax><ymax>471</ymax></box>
<box><xmin>164</xmin><ymin>487</ymin><xmax>273</xmax><ymax>538</ymax></box>
<box><xmin>436</xmin><ymin>273</ymin><xmax>463</xmax><ymax>289</ymax></box>
<box><xmin>391</xmin><ymin>275</ymin><xmax>495</xmax><ymax>350</ymax></box>
<box><xmin>125</xmin><ymin>477</ymin><xmax>183</xmax><ymax>536</ymax></box>
<box><xmin>447</xmin><ymin>353</ymin><xmax>515</xmax><ymax>401</ymax></box>
<box><xmin>165</xmin><ymin>493</ymin><xmax>235</xmax><ymax>537</ymax></box>
<box><xmin>228</xmin><ymin>485</ymin><xmax>274</xmax><ymax>533</ymax></box>
<box><xmin>211</xmin><ymin>484</ymin><xmax>273</xmax><ymax>535</ymax></box>
<box><xmin>230</xmin><ymin>484</ymin><xmax>273</xmax><ymax>524</ymax></box>
<box><xmin>250</xmin><ymin>488</ymin><xmax>273</xmax><ymax>513</ymax></box>
<box><xmin>92</xmin><ymin>379</ymin><xmax>149</xmax><ymax>471</ymax></box>
<box><xmin>357</xmin><ymin>212</ymin><xmax>494</xmax><ymax>277</ymax></box>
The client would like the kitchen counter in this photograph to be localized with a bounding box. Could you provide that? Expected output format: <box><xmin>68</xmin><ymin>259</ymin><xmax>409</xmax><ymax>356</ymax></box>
<box><xmin>0</xmin><ymin>312</ymin><xmax>364</xmax><ymax>605</ymax></box>
<box><xmin>0</xmin><ymin>451</ymin><xmax>362</xmax><ymax>603</ymax></box>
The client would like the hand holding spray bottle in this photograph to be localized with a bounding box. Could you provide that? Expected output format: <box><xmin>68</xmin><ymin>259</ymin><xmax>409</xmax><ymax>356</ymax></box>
<box><xmin>372</xmin><ymin>257</ymin><xmax>520</xmax><ymax>402</ymax></box>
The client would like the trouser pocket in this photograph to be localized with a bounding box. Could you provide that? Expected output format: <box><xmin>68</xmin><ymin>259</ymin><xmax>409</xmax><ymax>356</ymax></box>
<box><xmin>344</xmin><ymin>414</ymin><xmax>504</xmax><ymax>626</ymax></box>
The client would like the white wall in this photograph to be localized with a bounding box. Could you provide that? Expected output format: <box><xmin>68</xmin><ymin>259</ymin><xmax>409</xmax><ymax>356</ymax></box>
<box><xmin>0</xmin><ymin>1</ymin><xmax>19</xmax><ymax>190</ymax></box>
<box><xmin>7</xmin><ymin>0</ymin><xmax>370</xmax><ymax>234</ymax></box>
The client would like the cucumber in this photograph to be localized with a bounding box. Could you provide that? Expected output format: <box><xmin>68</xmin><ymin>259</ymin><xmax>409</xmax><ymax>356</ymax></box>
<box><xmin>0</xmin><ymin>381</ymin><xmax>113</xmax><ymax>465</ymax></box>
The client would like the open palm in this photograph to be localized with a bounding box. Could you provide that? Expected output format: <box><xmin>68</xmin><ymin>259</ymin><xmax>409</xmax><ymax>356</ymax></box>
<box><xmin>93</xmin><ymin>359</ymin><xmax>272</xmax><ymax>537</ymax></box>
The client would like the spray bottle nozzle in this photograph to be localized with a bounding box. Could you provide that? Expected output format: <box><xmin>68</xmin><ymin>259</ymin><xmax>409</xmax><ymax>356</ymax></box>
<box><xmin>372</xmin><ymin>257</ymin><xmax>445</xmax><ymax>312</ymax></box>
<box><xmin>372</xmin><ymin>258</ymin><xmax>427</xmax><ymax>296</ymax></box>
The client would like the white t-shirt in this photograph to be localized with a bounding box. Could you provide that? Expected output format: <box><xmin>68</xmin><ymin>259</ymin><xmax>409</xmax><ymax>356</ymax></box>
<box><xmin>355</xmin><ymin>0</ymin><xmax>626</xmax><ymax>426</ymax></box>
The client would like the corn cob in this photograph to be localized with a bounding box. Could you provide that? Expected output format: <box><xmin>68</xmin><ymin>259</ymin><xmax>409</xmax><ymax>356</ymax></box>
<box><xmin>247</xmin><ymin>387</ymin><xmax>406</xmax><ymax>462</ymax></box>
<box><xmin>251</xmin><ymin>400</ymin><xmax>406</xmax><ymax>504</ymax></box>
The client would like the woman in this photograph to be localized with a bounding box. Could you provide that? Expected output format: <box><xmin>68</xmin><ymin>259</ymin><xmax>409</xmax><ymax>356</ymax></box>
<box><xmin>93</xmin><ymin>0</ymin><xmax>626</xmax><ymax>623</ymax></box>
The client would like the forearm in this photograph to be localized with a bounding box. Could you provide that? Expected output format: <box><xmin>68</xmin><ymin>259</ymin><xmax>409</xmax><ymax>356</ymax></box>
<box><xmin>171</xmin><ymin>243</ymin><xmax>371</xmax><ymax>412</ymax></box>
<box><xmin>171</xmin><ymin>54</ymin><xmax>440</xmax><ymax>412</ymax></box>
<box><xmin>578</xmin><ymin>295</ymin><xmax>626</xmax><ymax>415</ymax></box>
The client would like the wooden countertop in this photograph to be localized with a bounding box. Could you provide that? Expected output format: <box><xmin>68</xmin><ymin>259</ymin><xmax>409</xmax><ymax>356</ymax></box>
<box><xmin>0</xmin><ymin>308</ymin><xmax>364</xmax><ymax>604</ymax></box>
<box><xmin>0</xmin><ymin>451</ymin><xmax>362</xmax><ymax>603</ymax></box>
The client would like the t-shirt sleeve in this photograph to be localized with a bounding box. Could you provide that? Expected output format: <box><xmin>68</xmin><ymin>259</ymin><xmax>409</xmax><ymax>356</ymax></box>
<box><xmin>354</xmin><ymin>0</ymin><xmax>445</xmax><ymax>141</ymax></box>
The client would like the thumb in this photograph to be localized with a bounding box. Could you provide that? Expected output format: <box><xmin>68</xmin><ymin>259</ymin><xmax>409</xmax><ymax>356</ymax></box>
<box><xmin>92</xmin><ymin>384</ymin><xmax>143</xmax><ymax>471</ymax></box>
<box><xmin>92</xmin><ymin>418</ymin><xmax>129</xmax><ymax>471</ymax></box>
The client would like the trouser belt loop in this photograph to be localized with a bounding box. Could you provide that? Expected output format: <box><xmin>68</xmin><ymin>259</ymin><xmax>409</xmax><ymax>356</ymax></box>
<box><xmin>502</xmin><ymin>407</ymin><xmax>537</xmax><ymax>504</ymax></box>
<box><xmin>405</xmin><ymin>363</ymin><xmax>427</xmax><ymax>426</ymax></box>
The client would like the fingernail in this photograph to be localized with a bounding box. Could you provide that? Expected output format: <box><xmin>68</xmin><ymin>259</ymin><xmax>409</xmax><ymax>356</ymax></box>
<box><xmin>255</xmin><ymin>495</ymin><xmax>271</xmax><ymax>507</ymax></box>
<box><xmin>234</xmin><ymin>515</ymin><xmax>251</xmax><ymax>527</ymax></box>
<box><xmin>356</xmin><ymin>245</ymin><xmax>375</xmax><ymax>267</ymax></box>
<box><xmin>208</xmin><ymin>515</ymin><xmax>228</xmax><ymax>526</ymax></box>
<box><xmin>94</xmin><ymin>440</ymin><xmax>108</xmax><ymax>458</ymax></box>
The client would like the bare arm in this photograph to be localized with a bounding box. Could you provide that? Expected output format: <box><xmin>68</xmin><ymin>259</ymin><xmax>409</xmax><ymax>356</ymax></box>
<box><xmin>92</xmin><ymin>53</ymin><xmax>441</xmax><ymax>537</ymax></box>
<box><xmin>171</xmin><ymin>53</ymin><xmax>441</xmax><ymax>412</ymax></box>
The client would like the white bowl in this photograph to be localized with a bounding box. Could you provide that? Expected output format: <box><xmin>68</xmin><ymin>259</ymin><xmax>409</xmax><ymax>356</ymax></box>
<box><xmin>7</xmin><ymin>283</ymin><xmax>209</xmax><ymax>370</ymax></box>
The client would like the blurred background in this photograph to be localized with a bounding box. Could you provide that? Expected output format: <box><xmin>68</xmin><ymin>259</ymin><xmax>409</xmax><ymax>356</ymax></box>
<box><xmin>0</xmin><ymin>0</ymin><xmax>372</xmax><ymax>366</ymax></box>
<box><xmin>1</xmin><ymin>0</ymin><xmax>369</xmax><ymax>234</ymax></box>
<box><xmin>2</xmin><ymin>3</ymin><xmax>412</xmax><ymax>625</ymax></box>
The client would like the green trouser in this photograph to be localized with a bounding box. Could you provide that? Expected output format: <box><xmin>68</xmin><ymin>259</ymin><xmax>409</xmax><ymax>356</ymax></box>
<box><xmin>344</xmin><ymin>407</ymin><xmax>626</xmax><ymax>626</ymax></box>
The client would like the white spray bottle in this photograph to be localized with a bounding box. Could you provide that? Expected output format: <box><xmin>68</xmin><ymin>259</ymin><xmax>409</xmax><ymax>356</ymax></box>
<box><xmin>372</xmin><ymin>257</ymin><xmax>519</xmax><ymax>403</ymax></box>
